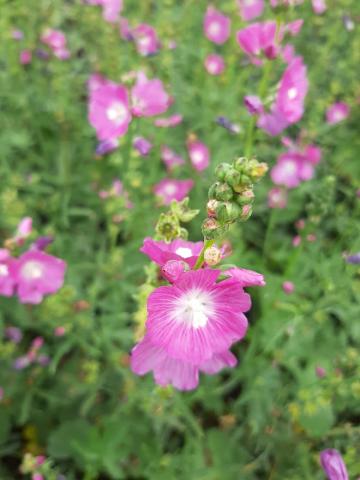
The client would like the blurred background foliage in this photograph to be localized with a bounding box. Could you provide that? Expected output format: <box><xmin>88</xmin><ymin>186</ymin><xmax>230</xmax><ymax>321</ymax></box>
<box><xmin>0</xmin><ymin>0</ymin><xmax>360</xmax><ymax>478</ymax></box>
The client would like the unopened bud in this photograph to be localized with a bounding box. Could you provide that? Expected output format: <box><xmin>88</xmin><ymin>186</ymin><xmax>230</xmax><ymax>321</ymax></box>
<box><xmin>161</xmin><ymin>260</ymin><xmax>187</xmax><ymax>283</ymax></box>
<box><xmin>224</xmin><ymin>167</ymin><xmax>241</xmax><ymax>188</ymax></box>
<box><xmin>215</xmin><ymin>201</ymin><xmax>242</xmax><ymax>224</ymax></box>
<box><xmin>204</xmin><ymin>246</ymin><xmax>222</xmax><ymax>266</ymax></box>
<box><xmin>207</xmin><ymin>199</ymin><xmax>219</xmax><ymax>217</ymax></box>
<box><xmin>250</xmin><ymin>161</ymin><xmax>268</xmax><ymax>180</ymax></box>
<box><xmin>236</xmin><ymin>188</ymin><xmax>255</xmax><ymax>204</ymax></box>
<box><xmin>208</xmin><ymin>182</ymin><xmax>233</xmax><ymax>202</ymax></box>
<box><xmin>202</xmin><ymin>218</ymin><xmax>229</xmax><ymax>240</ymax></box>
<box><xmin>215</xmin><ymin>163</ymin><xmax>232</xmax><ymax>182</ymax></box>
<box><xmin>239</xmin><ymin>204</ymin><xmax>252</xmax><ymax>221</ymax></box>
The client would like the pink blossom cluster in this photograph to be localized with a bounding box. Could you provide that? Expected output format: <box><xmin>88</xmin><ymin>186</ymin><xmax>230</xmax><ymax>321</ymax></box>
<box><xmin>85</xmin><ymin>0</ymin><xmax>123</xmax><ymax>23</ymax></box>
<box><xmin>0</xmin><ymin>218</ymin><xmax>66</xmax><ymax>304</ymax></box>
<box><xmin>41</xmin><ymin>29</ymin><xmax>70</xmax><ymax>60</ymax></box>
<box><xmin>131</xmin><ymin>238</ymin><xmax>265</xmax><ymax>390</ymax></box>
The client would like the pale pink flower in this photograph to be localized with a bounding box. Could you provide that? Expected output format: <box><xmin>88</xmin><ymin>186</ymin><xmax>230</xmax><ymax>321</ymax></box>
<box><xmin>281</xmin><ymin>43</ymin><xmax>296</xmax><ymax>63</ymax></box>
<box><xmin>154</xmin><ymin>114</ymin><xmax>183</xmax><ymax>128</ymax></box>
<box><xmin>204</xmin><ymin>54</ymin><xmax>225</xmax><ymax>75</ymax></box>
<box><xmin>54</xmin><ymin>326</ymin><xmax>66</xmax><ymax>337</ymax></box>
<box><xmin>13</xmin><ymin>250</ymin><xmax>66</xmax><ymax>304</ymax></box>
<box><xmin>154</xmin><ymin>179</ymin><xmax>194</xmax><ymax>205</ymax></box>
<box><xmin>236</xmin><ymin>21</ymin><xmax>278</xmax><ymax>63</ymax></box>
<box><xmin>326</xmin><ymin>102</ymin><xmax>350</xmax><ymax>124</ymax></box>
<box><xmin>14</xmin><ymin>217</ymin><xmax>33</xmax><ymax>245</ymax></box>
<box><xmin>88</xmin><ymin>82</ymin><xmax>131</xmax><ymax>140</ymax></box>
<box><xmin>86</xmin><ymin>0</ymin><xmax>123</xmax><ymax>22</ymax></box>
<box><xmin>315</xmin><ymin>366</ymin><xmax>326</xmax><ymax>378</ymax></box>
<box><xmin>53</xmin><ymin>48</ymin><xmax>70</xmax><ymax>60</ymax></box>
<box><xmin>282</xmin><ymin>281</ymin><xmax>294</xmax><ymax>294</ymax></box>
<box><xmin>187</xmin><ymin>140</ymin><xmax>210</xmax><ymax>171</ymax></box>
<box><xmin>268</xmin><ymin>187</ymin><xmax>288</xmax><ymax>208</ymax></box>
<box><xmin>292</xmin><ymin>235</ymin><xmax>301</xmax><ymax>247</ymax></box>
<box><xmin>87</xmin><ymin>73</ymin><xmax>113</xmax><ymax>93</ymax></box>
<box><xmin>271</xmin><ymin>152</ymin><xmax>311</xmax><ymax>188</ymax></box>
<box><xmin>161</xmin><ymin>145</ymin><xmax>185</xmax><ymax>171</ymax></box>
<box><xmin>12</xmin><ymin>29</ymin><xmax>24</xmax><ymax>40</ymax></box>
<box><xmin>20</xmin><ymin>50</ymin><xmax>32</xmax><ymax>65</ymax></box>
<box><xmin>140</xmin><ymin>238</ymin><xmax>203</xmax><ymax>268</ymax></box>
<box><xmin>237</xmin><ymin>0</ymin><xmax>264</xmax><ymax>21</ymax></box>
<box><xmin>131</xmin><ymin>72</ymin><xmax>171</xmax><ymax>117</ymax></box>
<box><xmin>132</xmin><ymin>24</ymin><xmax>160</xmax><ymax>56</ymax></box>
<box><xmin>312</xmin><ymin>0</ymin><xmax>326</xmax><ymax>14</ymax></box>
<box><xmin>41</xmin><ymin>29</ymin><xmax>66</xmax><ymax>50</ymax></box>
<box><xmin>204</xmin><ymin>6</ymin><xmax>231</xmax><ymax>45</ymax></box>
<box><xmin>0</xmin><ymin>249</ymin><xmax>17</xmax><ymax>297</ymax></box>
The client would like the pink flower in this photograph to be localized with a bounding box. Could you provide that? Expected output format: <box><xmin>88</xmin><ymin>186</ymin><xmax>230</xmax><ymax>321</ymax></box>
<box><xmin>237</xmin><ymin>0</ymin><xmax>264</xmax><ymax>21</ymax></box>
<box><xmin>88</xmin><ymin>82</ymin><xmax>131</xmax><ymax>140</ymax></box>
<box><xmin>204</xmin><ymin>6</ymin><xmax>231</xmax><ymax>45</ymax></box>
<box><xmin>271</xmin><ymin>152</ymin><xmax>311</xmax><ymax>188</ymax></box>
<box><xmin>236</xmin><ymin>22</ymin><xmax>278</xmax><ymax>63</ymax></box>
<box><xmin>14</xmin><ymin>217</ymin><xmax>33</xmax><ymax>244</ymax></box>
<box><xmin>326</xmin><ymin>102</ymin><xmax>350</xmax><ymax>124</ymax></box>
<box><xmin>132</xmin><ymin>24</ymin><xmax>160</xmax><ymax>56</ymax></box>
<box><xmin>204</xmin><ymin>54</ymin><xmax>225</xmax><ymax>75</ymax></box>
<box><xmin>281</xmin><ymin>43</ymin><xmax>296</xmax><ymax>63</ymax></box>
<box><xmin>161</xmin><ymin>145</ymin><xmax>185</xmax><ymax>171</ymax></box>
<box><xmin>312</xmin><ymin>0</ymin><xmax>326</xmax><ymax>14</ymax></box>
<box><xmin>86</xmin><ymin>0</ymin><xmax>123</xmax><ymax>22</ymax></box>
<box><xmin>12</xmin><ymin>29</ymin><xmax>24</xmax><ymax>40</ymax></box>
<box><xmin>282</xmin><ymin>281</ymin><xmax>295</xmax><ymax>294</ymax></box>
<box><xmin>140</xmin><ymin>238</ymin><xmax>203</xmax><ymax>268</ymax></box>
<box><xmin>20</xmin><ymin>50</ymin><xmax>32</xmax><ymax>65</ymax></box>
<box><xmin>133</xmin><ymin>137</ymin><xmax>153</xmax><ymax>156</ymax></box>
<box><xmin>161</xmin><ymin>260</ymin><xmax>187</xmax><ymax>283</ymax></box>
<box><xmin>41</xmin><ymin>29</ymin><xmax>66</xmax><ymax>50</ymax></box>
<box><xmin>88</xmin><ymin>73</ymin><xmax>113</xmax><ymax>93</ymax></box>
<box><xmin>154</xmin><ymin>114</ymin><xmax>183</xmax><ymax>128</ymax></box>
<box><xmin>316</xmin><ymin>366</ymin><xmax>326</xmax><ymax>378</ymax></box>
<box><xmin>0</xmin><ymin>249</ymin><xmax>17</xmax><ymax>297</ymax></box>
<box><xmin>95</xmin><ymin>138</ymin><xmax>119</xmax><ymax>156</ymax></box>
<box><xmin>187</xmin><ymin>140</ymin><xmax>210</xmax><ymax>171</ymax></box>
<box><xmin>224</xmin><ymin>267</ymin><xmax>266</xmax><ymax>287</ymax></box>
<box><xmin>145</xmin><ymin>269</ymin><xmax>250</xmax><ymax>364</ymax></box>
<box><xmin>244</xmin><ymin>95</ymin><xmax>264</xmax><ymax>115</ymax></box>
<box><xmin>131</xmin><ymin>73</ymin><xmax>171</xmax><ymax>117</ymax></box>
<box><xmin>268</xmin><ymin>187</ymin><xmax>288</xmax><ymax>208</ymax></box>
<box><xmin>154</xmin><ymin>179</ymin><xmax>194</xmax><ymax>205</ymax></box>
<box><xmin>320</xmin><ymin>449</ymin><xmax>349</xmax><ymax>480</ymax></box>
<box><xmin>13</xmin><ymin>250</ymin><xmax>66</xmax><ymax>304</ymax></box>
<box><xmin>54</xmin><ymin>326</ymin><xmax>66</xmax><ymax>337</ymax></box>
<box><xmin>257</xmin><ymin>108</ymin><xmax>290</xmax><ymax>136</ymax></box>
<box><xmin>131</xmin><ymin>335</ymin><xmax>237</xmax><ymax>390</ymax></box>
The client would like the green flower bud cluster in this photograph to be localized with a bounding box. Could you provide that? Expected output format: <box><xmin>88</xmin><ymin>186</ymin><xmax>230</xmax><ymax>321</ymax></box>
<box><xmin>202</xmin><ymin>157</ymin><xmax>268</xmax><ymax>239</ymax></box>
<box><xmin>155</xmin><ymin>197</ymin><xmax>199</xmax><ymax>242</ymax></box>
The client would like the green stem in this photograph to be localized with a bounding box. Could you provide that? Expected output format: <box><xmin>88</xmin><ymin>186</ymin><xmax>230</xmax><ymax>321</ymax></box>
<box><xmin>193</xmin><ymin>239</ymin><xmax>215</xmax><ymax>270</ymax></box>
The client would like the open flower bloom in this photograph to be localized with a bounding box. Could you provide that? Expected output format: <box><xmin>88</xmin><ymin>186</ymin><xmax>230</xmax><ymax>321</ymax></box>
<box><xmin>320</xmin><ymin>449</ymin><xmax>349</xmax><ymax>480</ymax></box>
<box><xmin>271</xmin><ymin>149</ymin><xmax>317</xmax><ymax>188</ymax></box>
<box><xmin>154</xmin><ymin>179</ymin><xmax>194</xmax><ymax>205</ymax></box>
<box><xmin>41</xmin><ymin>29</ymin><xmax>70</xmax><ymax>59</ymax></box>
<box><xmin>0</xmin><ymin>249</ymin><xmax>17</xmax><ymax>297</ymax></box>
<box><xmin>13</xmin><ymin>250</ymin><xmax>66</xmax><ymax>304</ymax></box>
<box><xmin>132</xmin><ymin>24</ymin><xmax>160</xmax><ymax>56</ymax></box>
<box><xmin>236</xmin><ymin>21</ymin><xmax>278</xmax><ymax>63</ymax></box>
<box><xmin>258</xmin><ymin>57</ymin><xmax>308</xmax><ymax>135</ymax></box>
<box><xmin>131</xmin><ymin>72</ymin><xmax>171</xmax><ymax>117</ymax></box>
<box><xmin>204</xmin><ymin>54</ymin><xmax>225</xmax><ymax>76</ymax></box>
<box><xmin>88</xmin><ymin>82</ymin><xmax>131</xmax><ymax>140</ymax></box>
<box><xmin>312</xmin><ymin>0</ymin><xmax>327</xmax><ymax>14</ymax></box>
<box><xmin>140</xmin><ymin>238</ymin><xmax>204</xmax><ymax>268</ymax></box>
<box><xmin>86</xmin><ymin>0</ymin><xmax>123</xmax><ymax>22</ymax></box>
<box><xmin>326</xmin><ymin>102</ymin><xmax>350</xmax><ymax>124</ymax></box>
<box><xmin>187</xmin><ymin>139</ymin><xmax>210</xmax><ymax>171</ymax></box>
<box><xmin>237</xmin><ymin>0</ymin><xmax>264</xmax><ymax>22</ymax></box>
<box><xmin>161</xmin><ymin>145</ymin><xmax>185</xmax><ymax>171</ymax></box>
<box><xmin>204</xmin><ymin>6</ymin><xmax>231</xmax><ymax>45</ymax></box>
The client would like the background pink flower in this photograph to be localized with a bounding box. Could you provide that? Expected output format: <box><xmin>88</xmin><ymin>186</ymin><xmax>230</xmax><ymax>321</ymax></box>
<box><xmin>187</xmin><ymin>140</ymin><xmax>210</xmax><ymax>171</ymax></box>
<box><xmin>140</xmin><ymin>238</ymin><xmax>203</xmax><ymax>268</ymax></box>
<box><xmin>204</xmin><ymin>54</ymin><xmax>225</xmax><ymax>75</ymax></box>
<box><xmin>326</xmin><ymin>102</ymin><xmax>350</xmax><ymax>124</ymax></box>
<box><xmin>132</xmin><ymin>24</ymin><xmax>159</xmax><ymax>56</ymax></box>
<box><xmin>153</xmin><ymin>179</ymin><xmax>194</xmax><ymax>205</ymax></box>
<box><xmin>237</xmin><ymin>0</ymin><xmax>264</xmax><ymax>21</ymax></box>
<box><xmin>131</xmin><ymin>73</ymin><xmax>171</xmax><ymax>117</ymax></box>
<box><xmin>204</xmin><ymin>6</ymin><xmax>231</xmax><ymax>45</ymax></box>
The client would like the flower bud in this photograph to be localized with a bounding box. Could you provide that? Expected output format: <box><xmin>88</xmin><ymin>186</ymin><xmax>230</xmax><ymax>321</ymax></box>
<box><xmin>207</xmin><ymin>199</ymin><xmax>219</xmax><ymax>217</ymax></box>
<box><xmin>233</xmin><ymin>157</ymin><xmax>247</xmax><ymax>172</ymax></box>
<box><xmin>236</xmin><ymin>188</ymin><xmax>255</xmax><ymax>204</ymax></box>
<box><xmin>215</xmin><ymin>162</ymin><xmax>232</xmax><ymax>181</ymax></box>
<box><xmin>208</xmin><ymin>182</ymin><xmax>233</xmax><ymax>202</ymax></box>
<box><xmin>161</xmin><ymin>260</ymin><xmax>187</xmax><ymax>283</ymax></box>
<box><xmin>320</xmin><ymin>449</ymin><xmax>349</xmax><ymax>480</ymax></box>
<box><xmin>215</xmin><ymin>201</ymin><xmax>242</xmax><ymax>224</ymax></box>
<box><xmin>204</xmin><ymin>246</ymin><xmax>222</xmax><ymax>266</ymax></box>
<box><xmin>239</xmin><ymin>204</ymin><xmax>252</xmax><ymax>221</ymax></box>
<box><xmin>224</xmin><ymin>167</ymin><xmax>241</xmax><ymax>188</ymax></box>
<box><xmin>250</xmin><ymin>161</ymin><xmax>268</xmax><ymax>180</ymax></box>
<box><xmin>202</xmin><ymin>218</ymin><xmax>229</xmax><ymax>240</ymax></box>
<box><xmin>155</xmin><ymin>212</ymin><xmax>181</xmax><ymax>241</ymax></box>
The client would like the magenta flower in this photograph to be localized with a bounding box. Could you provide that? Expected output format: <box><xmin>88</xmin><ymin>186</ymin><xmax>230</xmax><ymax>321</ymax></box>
<box><xmin>236</xmin><ymin>22</ymin><xmax>278</xmax><ymax>63</ymax></box>
<box><xmin>131</xmin><ymin>335</ymin><xmax>237</xmax><ymax>391</ymax></box>
<box><xmin>154</xmin><ymin>179</ymin><xmax>194</xmax><ymax>205</ymax></box>
<box><xmin>204</xmin><ymin>54</ymin><xmax>225</xmax><ymax>75</ymax></box>
<box><xmin>203</xmin><ymin>6</ymin><xmax>231</xmax><ymax>45</ymax></box>
<box><xmin>154</xmin><ymin>114</ymin><xmax>183</xmax><ymax>128</ymax></box>
<box><xmin>224</xmin><ymin>267</ymin><xmax>266</xmax><ymax>287</ymax></box>
<box><xmin>88</xmin><ymin>73</ymin><xmax>113</xmax><ymax>93</ymax></box>
<box><xmin>237</xmin><ymin>0</ymin><xmax>264</xmax><ymax>21</ymax></box>
<box><xmin>20</xmin><ymin>50</ymin><xmax>32</xmax><ymax>65</ymax></box>
<box><xmin>320</xmin><ymin>449</ymin><xmax>349</xmax><ymax>480</ymax></box>
<box><xmin>13</xmin><ymin>250</ymin><xmax>66</xmax><ymax>304</ymax></box>
<box><xmin>244</xmin><ymin>95</ymin><xmax>264</xmax><ymax>115</ymax></box>
<box><xmin>131</xmin><ymin>73</ymin><xmax>171</xmax><ymax>117</ymax></box>
<box><xmin>140</xmin><ymin>238</ymin><xmax>203</xmax><ymax>268</ymax></box>
<box><xmin>88</xmin><ymin>82</ymin><xmax>131</xmax><ymax>141</ymax></box>
<box><xmin>312</xmin><ymin>0</ymin><xmax>327</xmax><ymax>14</ymax></box>
<box><xmin>133</xmin><ymin>137</ymin><xmax>153</xmax><ymax>156</ymax></box>
<box><xmin>326</xmin><ymin>102</ymin><xmax>350</xmax><ymax>124</ymax></box>
<box><xmin>41</xmin><ymin>29</ymin><xmax>66</xmax><ymax>50</ymax></box>
<box><xmin>257</xmin><ymin>108</ymin><xmax>290</xmax><ymax>136</ymax></box>
<box><xmin>161</xmin><ymin>145</ymin><xmax>185</xmax><ymax>171</ymax></box>
<box><xmin>14</xmin><ymin>217</ymin><xmax>33</xmax><ymax>245</ymax></box>
<box><xmin>187</xmin><ymin>140</ymin><xmax>210</xmax><ymax>171</ymax></box>
<box><xmin>85</xmin><ymin>0</ymin><xmax>123</xmax><ymax>22</ymax></box>
<box><xmin>132</xmin><ymin>24</ymin><xmax>160</xmax><ymax>56</ymax></box>
<box><xmin>268</xmin><ymin>187</ymin><xmax>288</xmax><ymax>208</ymax></box>
<box><xmin>282</xmin><ymin>281</ymin><xmax>294</xmax><ymax>294</ymax></box>
<box><xmin>0</xmin><ymin>249</ymin><xmax>17</xmax><ymax>297</ymax></box>
<box><xmin>271</xmin><ymin>152</ymin><xmax>310</xmax><ymax>188</ymax></box>
<box><xmin>144</xmin><ymin>269</ymin><xmax>250</xmax><ymax>364</ymax></box>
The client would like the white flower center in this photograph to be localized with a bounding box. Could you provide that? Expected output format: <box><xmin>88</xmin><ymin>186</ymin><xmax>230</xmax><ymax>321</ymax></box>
<box><xmin>287</xmin><ymin>87</ymin><xmax>298</xmax><ymax>100</ymax></box>
<box><xmin>207</xmin><ymin>61</ymin><xmax>217</xmax><ymax>73</ymax></box>
<box><xmin>0</xmin><ymin>264</ymin><xmax>9</xmax><ymax>276</ymax></box>
<box><xmin>333</xmin><ymin>110</ymin><xmax>344</xmax><ymax>121</ymax></box>
<box><xmin>208</xmin><ymin>21</ymin><xmax>221</xmax><ymax>36</ymax></box>
<box><xmin>138</xmin><ymin>36</ymin><xmax>151</xmax><ymax>48</ymax></box>
<box><xmin>164</xmin><ymin>183</ymin><xmax>177</xmax><ymax>195</ymax></box>
<box><xmin>106</xmin><ymin>102</ymin><xmax>127</xmax><ymax>125</ymax></box>
<box><xmin>244</xmin><ymin>0</ymin><xmax>255</xmax><ymax>5</ymax></box>
<box><xmin>175</xmin><ymin>247</ymin><xmax>193</xmax><ymax>258</ymax></box>
<box><xmin>21</xmin><ymin>261</ymin><xmax>43</xmax><ymax>280</ymax></box>
<box><xmin>283</xmin><ymin>161</ymin><xmax>296</xmax><ymax>174</ymax></box>
<box><xmin>191</xmin><ymin>150</ymin><xmax>204</xmax><ymax>164</ymax></box>
<box><xmin>172</xmin><ymin>288</ymin><xmax>214</xmax><ymax>329</ymax></box>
